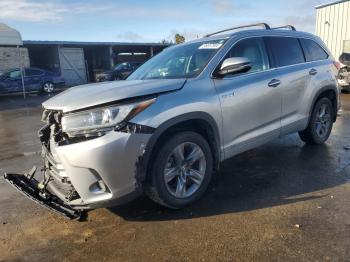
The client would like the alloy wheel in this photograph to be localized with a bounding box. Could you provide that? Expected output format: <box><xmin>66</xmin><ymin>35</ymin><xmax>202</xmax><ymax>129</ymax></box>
<box><xmin>314</xmin><ymin>103</ymin><xmax>331</xmax><ymax>138</ymax></box>
<box><xmin>43</xmin><ymin>82</ymin><xmax>54</xmax><ymax>93</ymax></box>
<box><xmin>163</xmin><ymin>142</ymin><xmax>206</xmax><ymax>199</ymax></box>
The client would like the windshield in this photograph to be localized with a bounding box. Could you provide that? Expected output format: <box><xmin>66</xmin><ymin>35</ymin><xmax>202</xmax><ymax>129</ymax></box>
<box><xmin>128</xmin><ymin>39</ymin><xmax>227</xmax><ymax>80</ymax></box>
<box><xmin>114</xmin><ymin>62</ymin><xmax>129</xmax><ymax>70</ymax></box>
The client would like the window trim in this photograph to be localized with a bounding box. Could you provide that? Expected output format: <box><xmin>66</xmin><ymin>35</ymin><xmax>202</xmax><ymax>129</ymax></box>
<box><xmin>298</xmin><ymin>38</ymin><xmax>307</xmax><ymax>62</ymax></box>
<box><xmin>211</xmin><ymin>35</ymin><xmax>331</xmax><ymax>80</ymax></box>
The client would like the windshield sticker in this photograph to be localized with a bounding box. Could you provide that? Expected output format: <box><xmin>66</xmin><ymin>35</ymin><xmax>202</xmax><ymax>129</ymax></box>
<box><xmin>199</xmin><ymin>43</ymin><xmax>223</xmax><ymax>49</ymax></box>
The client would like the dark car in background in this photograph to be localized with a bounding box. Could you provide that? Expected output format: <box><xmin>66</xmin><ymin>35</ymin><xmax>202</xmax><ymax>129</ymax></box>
<box><xmin>97</xmin><ymin>62</ymin><xmax>143</xmax><ymax>82</ymax></box>
<box><xmin>338</xmin><ymin>52</ymin><xmax>350</xmax><ymax>90</ymax></box>
<box><xmin>0</xmin><ymin>68</ymin><xmax>65</xmax><ymax>95</ymax></box>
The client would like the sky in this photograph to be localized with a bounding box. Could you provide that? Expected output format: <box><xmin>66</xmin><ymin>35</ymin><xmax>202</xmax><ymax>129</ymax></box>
<box><xmin>0</xmin><ymin>0</ymin><xmax>327</xmax><ymax>43</ymax></box>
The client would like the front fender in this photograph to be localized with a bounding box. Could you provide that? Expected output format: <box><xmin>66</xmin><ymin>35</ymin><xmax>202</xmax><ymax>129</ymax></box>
<box><xmin>136</xmin><ymin>111</ymin><xmax>222</xmax><ymax>183</ymax></box>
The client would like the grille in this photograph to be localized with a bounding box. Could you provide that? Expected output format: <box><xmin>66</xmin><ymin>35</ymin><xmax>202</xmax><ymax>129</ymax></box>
<box><xmin>40</xmin><ymin>109</ymin><xmax>80</xmax><ymax>202</ymax></box>
<box><xmin>40</xmin><ymin>109</ymin><xmax>65</xmax><ymax>147</ymax></box>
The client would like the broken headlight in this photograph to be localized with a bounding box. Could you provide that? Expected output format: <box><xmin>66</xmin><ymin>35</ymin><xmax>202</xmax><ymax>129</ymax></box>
<box><xmin>61</xmin><ymin>98</ymin><xmax>155</xmax><ymax>137</ymax></box>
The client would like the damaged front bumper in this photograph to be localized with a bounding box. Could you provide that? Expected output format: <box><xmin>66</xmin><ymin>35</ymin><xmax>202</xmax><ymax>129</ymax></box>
<box><xmin>4</xmin><ymin>167</ymin><xmax>82</xmax><ymax>219</ymax></box>
<box><xmin>4</xmin><ymin>123</ymin><xmax>153</xmax><ymax>219</ymax></box>
<box><xmin>45</xmin><ymin>130</ymin><xmax>152</xmax><ymax>209</ymax></box>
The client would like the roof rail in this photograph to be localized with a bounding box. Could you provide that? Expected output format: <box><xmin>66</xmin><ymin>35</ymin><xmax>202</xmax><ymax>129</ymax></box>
<box><xmin>272</xmin><ymin>25</ymin><xmax>296</xmax><ymax>31</ymax></box>
<box><xmin>205</xmin><ymin>23</ymin><xmax>271</xmax><ymax>37</ymax></box>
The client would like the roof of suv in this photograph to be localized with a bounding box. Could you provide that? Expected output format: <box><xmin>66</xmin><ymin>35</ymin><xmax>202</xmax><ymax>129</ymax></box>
<box><xmin>164</xmin><ymin>24</ymin><xmax>329</xmax><ymax>58</ymax></box>
<box><xmin>201</xmin><ymin>29</ymin><xmax>318</xmax><ymax>42</ymax></box>
<box><xmin>184</xmin><ymin>23</ymin><xmax>320</xmax><ymax>45</ymax></box>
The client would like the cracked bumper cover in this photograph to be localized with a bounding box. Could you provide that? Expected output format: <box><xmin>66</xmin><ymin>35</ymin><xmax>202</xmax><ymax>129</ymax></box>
<box><xmin>4</xmin><ymin>130</ymin><xmax>152</xmax><ymax>218</ymax></box>
<box><xmin>48</xmin><ymin>130</ymin><xmax>152</xmax><ymax>209</ymax></box>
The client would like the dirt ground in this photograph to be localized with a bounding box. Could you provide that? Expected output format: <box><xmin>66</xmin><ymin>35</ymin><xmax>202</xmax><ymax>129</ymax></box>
<box><xmin>0</xmin><ymin>93</ymin><xmax>350</xmax><ymax>262</ymax></box>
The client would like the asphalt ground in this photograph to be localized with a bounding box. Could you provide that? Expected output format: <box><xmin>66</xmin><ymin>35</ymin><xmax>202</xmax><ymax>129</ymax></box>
<box><xmin>0</xmin><ymin>93</ymin><xmax>350</xmax><ymax>262</ymax></box>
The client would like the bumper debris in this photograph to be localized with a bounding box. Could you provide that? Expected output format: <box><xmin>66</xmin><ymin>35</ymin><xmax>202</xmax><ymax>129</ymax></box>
<box><xmin>4</xmin><ymin>167</ymin><xmax>81</xmax><ymax>220</ymax></box>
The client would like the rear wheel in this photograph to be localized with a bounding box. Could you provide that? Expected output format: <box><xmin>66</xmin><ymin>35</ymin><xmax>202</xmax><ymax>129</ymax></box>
<box><xmin>42</xmin><ymin>82</ymin><xmax>54</xmax><ymax>93</ymax></box>
<box><xmin>299</xmin><ymin>97</ymin><xmax>334</xmax><ymax>145</ymax></box>
<box><xmin>145</xmin><ymin>132</ymin><xmax>213</xmax><ymax>209</ymax></box>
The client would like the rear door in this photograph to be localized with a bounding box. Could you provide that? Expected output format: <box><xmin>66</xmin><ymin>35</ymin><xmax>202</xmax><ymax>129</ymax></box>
<box><xmin>213</xmin><ymin>37</ymin><xmax>282</xmax><ymax>158</ymax></box>
<box><xmin>266</xmin><ymin>36</ymin><xmax>309</xmax><ymax>135</ymax></box>
<box><xmin>299</xmin><ymin>38</ymin><xmax>331</xmax><ymax>87</ymax></box>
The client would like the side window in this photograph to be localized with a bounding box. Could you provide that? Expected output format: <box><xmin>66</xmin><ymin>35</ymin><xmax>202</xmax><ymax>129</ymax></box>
<box><xmin>117</xmin><ymin>63</ymin><xmax>128</xmax><ymax>70</ymax></box>
<box><xmin>300</xmin><ymin>38</ymin><xmax>328</xmax><ymax>62</ymax></box>
<box><xmin>224</xmin><ymin>37</ymin><xmax>270</xmax><ymax>75</ymax></box>
<box><xmin>268</xmin><ymin>37</ymin><xmax>305</xmax><ymax>67</ymax></box>
<box><xmin>9</xmin><ymin>70</ymin><xmax>21</xmax><ymax>79</ymax></box>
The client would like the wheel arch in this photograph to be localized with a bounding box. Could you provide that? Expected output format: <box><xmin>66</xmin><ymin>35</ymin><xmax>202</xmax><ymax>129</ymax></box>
<box><xmin>309</xmin><ymin>85</ymin><xmax>338</xmax><ymax>123</ymax></box>
<box><xmin>137</xmin><ymin>112</ymin><xmax>222</xmax><ymax>183</ymax></box>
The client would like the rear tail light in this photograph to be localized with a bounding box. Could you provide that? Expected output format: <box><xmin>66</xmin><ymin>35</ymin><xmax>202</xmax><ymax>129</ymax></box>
<box><xmin>333</xmin><ymin>61</ymin><xmax>341</xmax><ymax>70</ymax></box>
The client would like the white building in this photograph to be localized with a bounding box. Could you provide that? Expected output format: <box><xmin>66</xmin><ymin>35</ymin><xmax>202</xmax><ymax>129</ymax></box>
<box><xmin>316</xmin><ymin>0</ymin><xmax>350</xmax><ymax>61</ymax></box>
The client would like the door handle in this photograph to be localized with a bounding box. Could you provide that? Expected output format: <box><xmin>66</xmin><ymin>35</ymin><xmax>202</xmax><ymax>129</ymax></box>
<box><xmin>268</xmin><ymin>79</ymin><xmax>281</xmax><ymax>88</ymax></box>
<box><xmin>309</xmin><ymin>69</ymin><xmax>318</xmax><ymax>76</ymax></box>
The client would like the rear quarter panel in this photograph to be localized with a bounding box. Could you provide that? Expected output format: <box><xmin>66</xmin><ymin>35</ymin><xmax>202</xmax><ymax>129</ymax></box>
<box><xmin>293</xmin><ymin>60</ymin><xmax>338</xmax><ymax>132</ymax></box>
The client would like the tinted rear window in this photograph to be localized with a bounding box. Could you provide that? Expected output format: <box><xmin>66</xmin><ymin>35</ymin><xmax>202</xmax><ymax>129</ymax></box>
<box><xmin>268</xmin><ymin>37</ymin><xmax>305</xmax><ymax>67</ymax></box>
<box><xmin>300</xmin><ymin>38</ymin><xmax>328</xmax><ymax>62</ymax></box>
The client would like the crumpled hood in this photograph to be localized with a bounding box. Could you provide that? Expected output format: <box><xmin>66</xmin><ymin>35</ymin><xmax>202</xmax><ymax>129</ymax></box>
<box><xmin>43</xmin><ymin>79</ymin><xmax>186</xmax><ymax>113</ymax></box>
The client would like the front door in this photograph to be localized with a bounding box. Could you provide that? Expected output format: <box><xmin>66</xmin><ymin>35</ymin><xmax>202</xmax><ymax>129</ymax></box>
<box><xmin>213</xmin><ymin>37</ymin><xmax>282</xmax><ymax>159</ymax></box>
<box><xmin>24</xmin><ymin>68</ymin><xmax>44</xmax><ymax>91</ymax></box>
<box><xmin>0</xmin><ymin>70</ymin><xmax>22</xmax><ymax>93</ymax></box>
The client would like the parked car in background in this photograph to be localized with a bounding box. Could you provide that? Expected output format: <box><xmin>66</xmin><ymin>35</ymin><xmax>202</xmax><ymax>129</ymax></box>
<box><xmin>338</xmin><ymin>52</ymin><xmax>350</xmax><ymax>91</ymax></box>
<box><xmin>97</xmin><ymin>62</ymin><xmax>143</xmax><ymax>82</ymax></box>
<box><xmin>0</xmin><ymin>68</ymin><xmax>65</xmax><ymax>95</ymax></box>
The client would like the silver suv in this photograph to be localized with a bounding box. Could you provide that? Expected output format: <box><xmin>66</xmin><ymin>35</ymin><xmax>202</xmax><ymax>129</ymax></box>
<box><xmin>5</xmin><ymin>24</ymin><xmax>340</xmax><ymax>219</ymax></box>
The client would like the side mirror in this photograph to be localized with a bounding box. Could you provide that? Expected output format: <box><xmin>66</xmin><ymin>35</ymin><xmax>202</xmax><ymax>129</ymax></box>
<box><xmin>216</xmin><ymin>57</ymin><xmax>252</xmax><ymax>76</ymax></box>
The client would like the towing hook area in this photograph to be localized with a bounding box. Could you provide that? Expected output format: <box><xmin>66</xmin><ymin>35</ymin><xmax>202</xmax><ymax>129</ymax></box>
<box><xmin>3</xmin><ymin>166</ymin><xmax>84</xmax><ymax>220</ymax></box>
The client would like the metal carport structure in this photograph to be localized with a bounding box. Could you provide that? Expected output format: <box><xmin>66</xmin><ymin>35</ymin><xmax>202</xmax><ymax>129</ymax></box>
<box><xmin>0</xmin><ymin>23</ymin><xmax>26</xmax><ymax>98</ymax></box>
<box><xmin>24</xmin><ymin>41</ymin><xmax>169</xmax><ymax>86</ymax></box>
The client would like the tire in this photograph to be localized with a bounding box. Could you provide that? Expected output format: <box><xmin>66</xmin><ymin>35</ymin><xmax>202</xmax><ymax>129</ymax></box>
<box><xmin>299</xmin><ymin>97</ymin><xmax>334</xmax><ymax>145</ymax></box>
<box><xmin>145</xmin><ymin>131</ymin><xmax>213</xmax><ymax>209</ymax></box>
<box><xmin>42</xmin><ymin>82</ymin><xmax>55</xmax><ymax>93</ymax></box>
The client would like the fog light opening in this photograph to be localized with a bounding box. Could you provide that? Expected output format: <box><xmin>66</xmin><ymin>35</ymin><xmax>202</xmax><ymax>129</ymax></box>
<box><xmin>89</xmin><ymin>180</ymin><xmax>108</xmax><ymax>194</ymax></box>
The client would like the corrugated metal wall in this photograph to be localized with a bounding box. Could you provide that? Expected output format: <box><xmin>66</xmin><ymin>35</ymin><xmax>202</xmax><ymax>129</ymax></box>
<box><xmin>59</xmin><ymin>47</ymin><xmax>87</xmax><ymax>86</ymax></box>
<box><xmin>316</xmin><ymin>0</ymin><xmax>350</xmax><ymax>61</ymax></box>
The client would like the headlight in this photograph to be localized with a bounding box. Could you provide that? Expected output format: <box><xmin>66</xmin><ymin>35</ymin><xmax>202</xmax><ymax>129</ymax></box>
<box><xmin>62</xmin><ymin>98</ymin><xmax>155</xmax><ymax>136</ymax></box>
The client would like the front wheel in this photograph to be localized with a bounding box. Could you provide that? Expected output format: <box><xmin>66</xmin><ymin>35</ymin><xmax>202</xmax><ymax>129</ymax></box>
<box><xmin>145</xmin><ymin>132</ymin><xmax>213</xmax><ymax>209</ymax></box>
<box><xmin>42</xmin><ymin>82</ymin><xmax>55</xmax><ymax>93</ymax></box>
<box><xmin>299</xmin><ymin>97</ymin><xmax>334</xmax><ymax>145</ymax></box>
